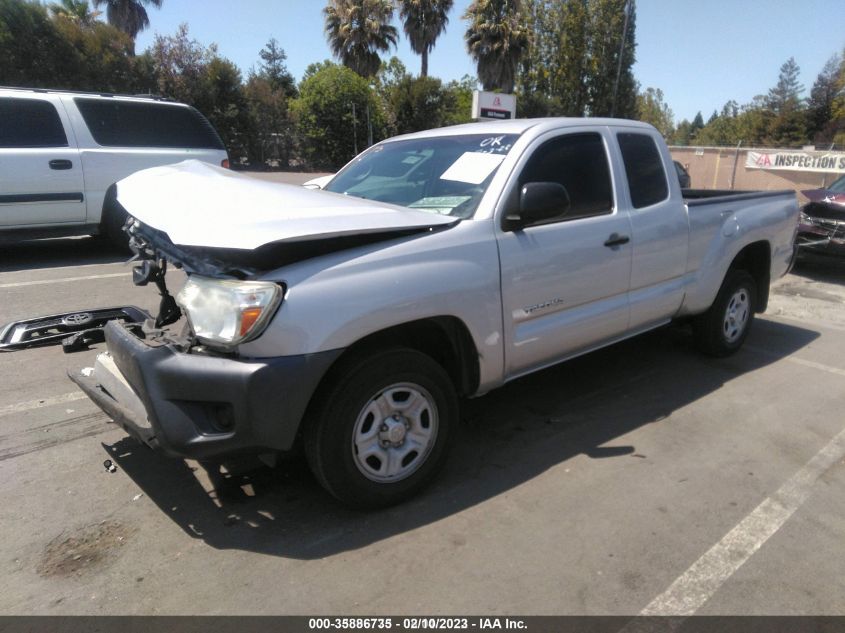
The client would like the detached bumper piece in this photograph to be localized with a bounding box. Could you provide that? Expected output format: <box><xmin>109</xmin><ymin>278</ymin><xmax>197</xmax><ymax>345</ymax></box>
<box><xmin>0</xmin><ymin>306</ymin><xmax>150</xmax><ymax>352</ymax></box>
<box><xmin>69</xmin><ymin>321</ymin><xmax>341</xmax><ymax>460</ymax></box>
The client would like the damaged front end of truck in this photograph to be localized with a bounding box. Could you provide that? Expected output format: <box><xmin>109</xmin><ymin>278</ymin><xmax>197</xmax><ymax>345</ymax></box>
<box><xmin>67</xmin><ymin>159</ymin><xmax>459</xmax><ymax>459</ymax></box>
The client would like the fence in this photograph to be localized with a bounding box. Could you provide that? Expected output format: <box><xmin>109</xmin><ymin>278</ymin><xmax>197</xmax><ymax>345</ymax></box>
<box><xmin>669</xmin><ymin>146</ymin><xmax>845</xmax><ymax>203</ymax></box>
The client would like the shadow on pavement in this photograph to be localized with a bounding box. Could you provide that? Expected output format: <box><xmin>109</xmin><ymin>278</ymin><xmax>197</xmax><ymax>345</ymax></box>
<box><xmin>791</xmin><ymin>251</ymin><xmax>845</xmax><ymax>286</ymax></box>
<box><xmin>104</xmin><ymin>317</ymin><xmax>819</xmax><ymax>560</ymax></box>
<box><xmin>0</xmin><ymin>237</ymin><xmax>128</xmax><ymax>273</ymax></box>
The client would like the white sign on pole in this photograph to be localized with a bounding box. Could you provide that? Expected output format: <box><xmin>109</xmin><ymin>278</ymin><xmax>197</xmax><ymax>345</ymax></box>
<box><xmin>472</xmin><ymin>91</ymin><xmax>517</xmax><ymax>120</ymax></box>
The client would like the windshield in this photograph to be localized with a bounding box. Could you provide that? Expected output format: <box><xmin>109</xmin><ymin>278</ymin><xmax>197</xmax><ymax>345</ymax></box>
<box><xmin>324</xmin><ymin>133</ymin><xmax>520</xmax><ymax>219</ymax></box>
<box><xmin>828</xmin><ymin>174</ymin><xmax>845</xmax><ymax>193</ymax></box>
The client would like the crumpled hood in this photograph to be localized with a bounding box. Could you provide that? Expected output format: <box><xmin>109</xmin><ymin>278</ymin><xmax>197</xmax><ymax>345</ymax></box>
<box><xmin>116</xmin><ymin>160</ymin><xmax>458</xmax><ymax>250</ymax></box>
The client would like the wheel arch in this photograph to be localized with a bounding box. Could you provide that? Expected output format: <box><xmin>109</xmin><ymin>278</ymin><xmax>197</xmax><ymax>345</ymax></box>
<box><xmin>312</xmin><ymin>316</ymin><xmax>480</xmax><ymax>405</ymax></box>
<box><xmin>727</xmin><ymin>240</ymin><xmax>771</xmax><ymax>313</ymax></box>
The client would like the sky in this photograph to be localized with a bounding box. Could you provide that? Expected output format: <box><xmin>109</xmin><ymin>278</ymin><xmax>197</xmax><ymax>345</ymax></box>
<box><xmin>134</xmin><ymin>0</ymin><xmax>844</xmax><ymax>124</ymax></box>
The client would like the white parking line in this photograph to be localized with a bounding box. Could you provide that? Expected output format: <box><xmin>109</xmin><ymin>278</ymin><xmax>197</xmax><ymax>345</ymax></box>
<box><xmin>0</xmin><ymin>392</ymin><xmax>88</xmax><ymax>418</ymax></box>
<box><xmin>0</xmin><ymin>272</ymin><xmax>129</xmax><ymax>288</ymax></box>
<box><xmin>639</xmin><ymin>424</ymin><xmax>845</xmax><ymax>615</ymax></box>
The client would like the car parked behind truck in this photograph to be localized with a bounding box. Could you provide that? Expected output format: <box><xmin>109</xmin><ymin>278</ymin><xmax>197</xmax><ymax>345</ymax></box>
<box><xmin>71</xmin><ymin>118</ymin><xmax>799</xmax><ymax>508</ymax></box>
<box><xmin>0</xmin><ymin>87</ymin><xmax>229</xmax><ymax>246</ymax></box>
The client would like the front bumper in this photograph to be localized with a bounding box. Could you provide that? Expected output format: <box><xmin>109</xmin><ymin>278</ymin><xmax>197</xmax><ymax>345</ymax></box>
<box><xmin>70</xmin><ymin>321</ymin><xmax>341</xmax><ymax>460</ymax></box>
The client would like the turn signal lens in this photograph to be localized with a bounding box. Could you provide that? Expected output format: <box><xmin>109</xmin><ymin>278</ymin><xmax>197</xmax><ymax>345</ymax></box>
<box><xmin>221</xmin><ymin>159</ymin><xmax>230</xmax><ymax>169</ymax></box>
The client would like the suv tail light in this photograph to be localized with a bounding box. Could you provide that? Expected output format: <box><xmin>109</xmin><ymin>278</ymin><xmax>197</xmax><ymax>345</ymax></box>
<box><xmin>221</xmin><ymin>158</ymin><xmax>230</xmax><ymax>169</ymax></box>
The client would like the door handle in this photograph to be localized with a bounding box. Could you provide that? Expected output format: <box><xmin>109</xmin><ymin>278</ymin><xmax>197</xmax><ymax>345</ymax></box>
<box><xmin>604</xmin><ymin>233</ymin><xmax>630</xmax><ymax>247</ymax></box>
<box><xmin>49</xmin><ymin>159</ymin><xmax>73</xmax><ymax>170</ymax></box>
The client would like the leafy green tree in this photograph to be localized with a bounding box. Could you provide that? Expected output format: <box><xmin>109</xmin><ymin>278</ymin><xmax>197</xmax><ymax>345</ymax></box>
<box><xmin>244</xmin><ymin>75</ymin><xmax>293</xmax><ymax>166</ymax></box>
<box><xmin>92</xmin><ymin>0</ymin><xmax>162</xmax><ymax>53</ymax></box>
<box><xmin>291</xmin><ymin>63</ymin><xmax>384</xmax><ymax>168</ymax></box>
<box><xmin>386</xmin><ymin>75</ymin><xmax>455</xmax><ymax>133</ymax></box>
<box><xmin>463</xmin><ymin>0</ymin><xmax>529</xmax><ymax>93</ymax></box>
<box><xmin>302</xmin><ymin>59</ymin><xmax>336</xmax><ymax>82</ymax></box>
<box><xmin>257</xmin><ymin>37</ymin><xmax>297</xmax><ymax>97</ymax></box>
<box><xmin>517</xmin><ymin>0</ymin><xmax>586</xmax><ymax>116</ymax></box>
<box><xmin>0</xmin><ymin>0</ymin><xmax>149</xmax><ymax>92</ymax></box>
<box><xmin>398</xmin><ymin>0</ymin><xmax>453</xmax><ymax>77</ymax></box>
<box><xmin>48</xmin><ymin>0</ymin><xmax>100</xmax><ymax>26</ymax></box>
<box><xmin>0</xmin><ymin>0</ymin><xmax>81</xmax><ymax>86</ymax></box>
<box><xmin>765</xmin><ymin>57</ymin><xmax>806</xmax><ymax>146</ymax></box>
<box><xmin>585</xmin><ymin>0</ymin><xmax>636</xmax><ymax>117</ymax></box>
<box><xmin>806</xmin><ymin>53</ymin><xmax>842</xmax><ymax>144</ymax></box>
<box><xmin>149</xmin><ymin>23</ymin><xmax>215</xmax><ymax>103</ymax></box>
<box><xmin>324</xmin><ymin>0</ymin><xmax>398</xmax><ymax>78</ymax></box>
<box><xmin>831</xmin><ymin>48</ymin><xmax>845</xmax><ymax>147</ymax></box>
<box><xmin>149</xmin><ymin>24</ymin><xmax>250</xmax><ymax>160</ymax></box>
<box><xmin>690</xmin><ymin>110</ymin><xmax>704</xmax><ymax>140</ymax></box>
<box><xmin>671</xmin><ymin>119</ymin><xmax>693</xmax><ymax>146</ymax></box>
<box><xmin>518</xmin><ymin>0</ymin><xmax>634</xmax><ymax>117</ymax></box>
<box><xmin>442</xmin><ymin>74</ymin><xmax>476</xmax><ymax>125</ymax></box>
<box><xmin>636</xmin><ymin>87</ymin><xmax>673</xmax><ymax>138</ymax></box>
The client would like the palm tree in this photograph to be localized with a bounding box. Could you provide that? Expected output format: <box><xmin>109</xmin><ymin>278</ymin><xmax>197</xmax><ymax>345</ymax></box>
<box><xmin>324</xmin><ymin>0</ymin><xmax>398</xmax><ymax>78</ymax></box>
<box><xmin>92</xmin><ymin>0</ymin><xmax>163</xmax><ymax>53</ymax></box>
<box><xmin>463</xmin><ymin>0</ymin><xmax>528</xmax><ymax>94</ymax></box>
<box><xmin>398</xmin><ymin>0</ymin><xmax>453</xmax><ymax>77</ymax></box>
<box><xmin>49</xmin><ymin>0</ymin><xmax>101</xmax><ymax>26</ymax></box>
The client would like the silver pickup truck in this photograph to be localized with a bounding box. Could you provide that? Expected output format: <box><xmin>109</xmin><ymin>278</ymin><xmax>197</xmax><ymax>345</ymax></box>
<box><xmin>71</xmin><ymin>118</ymin><xmax>799</xmax><ymax>508</ymax></box>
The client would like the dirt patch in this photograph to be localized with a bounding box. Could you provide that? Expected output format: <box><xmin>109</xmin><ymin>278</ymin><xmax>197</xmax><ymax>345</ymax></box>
<box><xmin>37</xmin><ymin>520</ymin><xmax>133</xmax><ymax>578</ymax></box>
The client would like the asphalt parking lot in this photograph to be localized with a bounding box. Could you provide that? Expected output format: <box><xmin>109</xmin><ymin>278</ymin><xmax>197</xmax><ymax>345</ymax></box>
<box><xmin>1</xmin><ymin>175</ymin><xmax>844</xmax><ymax>615</ymax></box>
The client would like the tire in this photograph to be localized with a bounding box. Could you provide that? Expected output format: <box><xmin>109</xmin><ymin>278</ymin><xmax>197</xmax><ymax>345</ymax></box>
<box><xmin>303</xmin><ymin>348</ymin><xmax>458</xmax><ymax>509</ymax></box>
<box><xmin>100</xmin><ymin>185</ymin><xmax>130</xmax><ymax>251</ymax></box>
<box><xmin>693</xmin><ymin>270</ymin><xmax>757</xmax><ymax>357</ymax></box>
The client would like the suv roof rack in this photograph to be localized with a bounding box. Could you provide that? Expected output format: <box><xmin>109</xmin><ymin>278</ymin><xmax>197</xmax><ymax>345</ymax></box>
<box><xmin>0</xmin><ymin>86</ymin><xmax>175</xmax><ymax>102</ymax></box>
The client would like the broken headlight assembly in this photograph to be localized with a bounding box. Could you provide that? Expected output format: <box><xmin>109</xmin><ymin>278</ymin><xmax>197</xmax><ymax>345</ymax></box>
<box><xmin>176</xmin><ymin>276</ymin><xmax>283</xmax><ymax>349</ymax></box>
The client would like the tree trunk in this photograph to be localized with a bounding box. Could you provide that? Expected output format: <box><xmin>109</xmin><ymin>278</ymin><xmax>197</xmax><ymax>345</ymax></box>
<box><xmin>421</xmin><ymin>49</ymin><xmax>428</xmax><ymax>78</ymax></box>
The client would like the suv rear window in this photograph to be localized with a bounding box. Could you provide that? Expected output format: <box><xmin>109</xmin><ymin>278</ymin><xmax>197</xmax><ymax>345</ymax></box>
<box><xmin>0</xmin><ymin>98</ymin><xmax>68</xmax><ymax>148</ymax></box>
<box><xmin>74</xmin><ymin>98</ymin><xmax>225</xmax><ymax>149</ymax></box>
<box><xmin>617</xmin><ymin>132</ymin><xmax>669</xmax><ymax>208</ymax></box>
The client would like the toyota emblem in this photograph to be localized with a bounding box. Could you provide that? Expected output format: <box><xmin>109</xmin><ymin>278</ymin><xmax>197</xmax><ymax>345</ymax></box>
<box><xmin>62</xmin><ymin>312</ymin><xmax>94</xmax><ymax>327</ymax></box>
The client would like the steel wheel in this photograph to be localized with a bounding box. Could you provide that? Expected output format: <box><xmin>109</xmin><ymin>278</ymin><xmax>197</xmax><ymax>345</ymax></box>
<box><xmin>304</xmin><ymin>347</ymin><xmax>457</xmax><ymax>508</ymax></box>
<box><xmin>351</xmin><ymin>383</ymin><xmax>438</xmax><ymax>483</ymax></box>
<box><xmin>693</xmin><ymin>269</ymin><xmax>757</xmax><ymax>357</ymax></box>
<box><xmin>723</xmin><ymin>288</ymin><xmax>750</xmax><ymax>343</ymax></box>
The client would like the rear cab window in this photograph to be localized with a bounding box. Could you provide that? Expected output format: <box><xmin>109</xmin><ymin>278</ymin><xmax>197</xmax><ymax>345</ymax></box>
<box><xmin>0</xmin><ymin>97</ymin><xmax>68</xmax><ymax>148</ymax></box>
<box><xmin>617</xmin><ymin>132</ymin><xmax>669</xmax><ymax>208</ymax></box>
<box><xmin>74</xmin><ymin>98</ymin><xmax>224</xmax><ymax>149</ymax></box>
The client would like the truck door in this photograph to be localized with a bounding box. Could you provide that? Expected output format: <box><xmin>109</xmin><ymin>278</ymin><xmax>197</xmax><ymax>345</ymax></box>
<box><xmin>496</xmin><ymin>129</ymin><xmax>633</xmax><ymax>379</ymax></box>
<box><xmin>0</xmin><ymin>95</ymin><xmax>85</xmax><ymax>227</ymax></box>
<box><xmin>615</xmin><ymin>131</ymin><xmax>688</xmax><ymax>329</ymax></box>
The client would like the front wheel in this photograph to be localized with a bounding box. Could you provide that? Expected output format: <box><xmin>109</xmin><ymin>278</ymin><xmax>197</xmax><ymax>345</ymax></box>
<box><xmin>693</xmin><ymin>270</ymin><xmax>757</xmax><ymax>356</ymax></box>
<box><xmin>303</xmin><ymin>348</ymin><xmax>458</xmax><ymax>509</ymax></box>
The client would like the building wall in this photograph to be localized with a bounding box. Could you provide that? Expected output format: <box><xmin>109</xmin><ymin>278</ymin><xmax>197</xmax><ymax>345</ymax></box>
<box><xmin>669</xmin><ymin>146</ymin><xmax>843</xmax><ymax>204</ymax></box>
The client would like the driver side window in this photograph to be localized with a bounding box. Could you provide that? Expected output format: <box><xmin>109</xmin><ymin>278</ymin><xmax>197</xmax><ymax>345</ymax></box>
<box><xmin>518</xmin><ymin>133</ymin><xmax>614</xmax><ymax>222</ymax></box>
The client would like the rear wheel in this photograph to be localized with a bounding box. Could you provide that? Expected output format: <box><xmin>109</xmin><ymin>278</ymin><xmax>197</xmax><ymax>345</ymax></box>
<box><xmin>304</xmin><ymin>348</ymin><xmax>457</xmax><ymax>509</ymax></box>
<box><xmin>693</xmin><ymin>270</ymin><xmax>757</xmax><ymax>356</ymax></box>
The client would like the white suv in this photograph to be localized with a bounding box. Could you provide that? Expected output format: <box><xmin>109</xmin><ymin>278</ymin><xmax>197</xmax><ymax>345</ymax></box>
<box><xmin>0</xmin><ymin>87</ymin><xmax>229</xmax><ymax>245</ymax></box>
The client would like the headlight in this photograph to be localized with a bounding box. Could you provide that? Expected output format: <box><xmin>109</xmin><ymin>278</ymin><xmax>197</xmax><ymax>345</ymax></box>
<box><xmin>176</xmin><ymin>276</ymin><xmax>282</xmax><ymax>349</ymax></box>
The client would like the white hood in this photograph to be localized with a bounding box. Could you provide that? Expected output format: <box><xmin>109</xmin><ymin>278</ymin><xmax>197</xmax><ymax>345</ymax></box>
<box><xmin>116</xmin><ymin>160</ymin><xmax>457</xmax><ymax>250</ymax></box>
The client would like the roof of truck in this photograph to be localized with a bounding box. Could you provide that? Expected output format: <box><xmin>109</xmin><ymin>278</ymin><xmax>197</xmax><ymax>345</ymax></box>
<box><xmin>389</xmin><ymin>117</ymin><xmax>656</xmax><ymax>142</ymax></box>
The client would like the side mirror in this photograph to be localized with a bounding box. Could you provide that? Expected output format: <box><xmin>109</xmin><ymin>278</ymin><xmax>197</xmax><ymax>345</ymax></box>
<box><xmin>506</xmin><ymin>182</ymin><xmax>571</xmax><ymax>230</ymax></box>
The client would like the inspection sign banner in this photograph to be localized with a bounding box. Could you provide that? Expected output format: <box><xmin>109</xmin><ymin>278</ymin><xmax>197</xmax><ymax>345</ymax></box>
<box><xmin>746</xmin><ymin>150</ymin><xmax>845</xmax><ymax>173</ymax></box>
